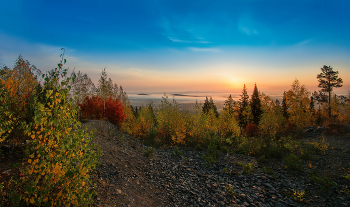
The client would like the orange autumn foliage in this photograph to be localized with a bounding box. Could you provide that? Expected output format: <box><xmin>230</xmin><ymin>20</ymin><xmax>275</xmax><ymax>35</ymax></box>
<box><xmin>0</xmin><ymin>56</ymin><xmax>40</xmax><ymax>144</ymax></box>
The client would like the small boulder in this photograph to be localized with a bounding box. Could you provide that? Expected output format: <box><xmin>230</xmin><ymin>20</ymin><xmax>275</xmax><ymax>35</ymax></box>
<box><xmin>316</xmin><ymin>126</ymin><xmax>325</xmax><ymax>132</ymax></box>
<box><xmin>305</xmin><ymin>126</ymin><xmax>314</xmax><ymax>132</ymax></box>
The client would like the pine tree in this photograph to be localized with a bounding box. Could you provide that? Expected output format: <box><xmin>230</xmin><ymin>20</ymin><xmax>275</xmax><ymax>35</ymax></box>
<box><xmin>202</xmin><ymin>96</ymin><xmax>219</xmax><ymax>117</ymax></box>
<box><xmin>209</xmin><ymin>97</ymin><xmax>219</xmax><ymax>117</ymax></box>
<box><xmin>239</xmin><ymin>84</ymin><xmax>249</xmax><ymax>129</ymax></box>
<box><xmin>282</xmin><ymin>91</ymin><xmax>288</xmax><ymax>118</ymax></box>
<box><xmin>316</xmin><ymin>65</ymin><xmax>343</xmax><ymax>119</ymax></box>
<box><xmin>250</xmin><ymin>83</ymin><xmax>262</xmax><ymax>125</ymax></box>
<box><xmin>310</xmin><ymin>96</ymin><xmax>315</xmax><ymax>114</ymax></box>
<box><xmin>202</xmin><ymin>96</ymin><xmax>211</xmax><ymax>114</ymax></box>
<box><xmin>223</xmin><ymin>94</ymin><xmax>235</xmax><ymax>116</ymax></box>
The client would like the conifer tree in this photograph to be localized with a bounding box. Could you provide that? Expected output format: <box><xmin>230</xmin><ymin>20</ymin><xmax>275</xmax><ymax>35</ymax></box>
<box><xmin>202</xmin><ymin>96</ymin><xmax>219</xmax><ymax>117</ymax></box>
<box><xmin>238</xmin><ymin>84</ymin><xmax>249</xmax><ymax>128</ymax></box>
<box><xmin>316</xmin><ymin>65</ymin><xmax>343</xmax><ymax>119</ymax></box>
<box><xmin>282</xmin><ymin>91</ymin><xmax>288</xmax><ymax>118</ymax></box>
<box><xmin>223</xmin><ymin>94</ymin><xmax>235</xmax><ymax>116</ymax></box>
<box><xmin>242</xmin><ymin>105</ymin><xmax>254</xmax><ymax>125</ymax></box>
<box><xmin>209</xmin><ymin>97</ymin><xmax>219</xmax><ymax>117</ymax></box>
<box><xmin>250</xmin><ymin>83</ymin><xmax>262</xmax><ymax>125</ymax></box>
<box><xmin>202</xmin><ymin>96</ymin><xmax>211</xmax><ymax>114</ymax></box>
<box><xmin>310</xmin><ymin>96</ymin><xmax>315</xmax><ymax>115</ymax></box>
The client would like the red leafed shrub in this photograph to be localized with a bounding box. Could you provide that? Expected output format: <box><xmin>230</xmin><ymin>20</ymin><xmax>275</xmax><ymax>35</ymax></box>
<box><xmin>245</xmin><ymin>123</ymin><xmax>258</xmax><ymax>137</ymax></box>
<box><xmin>78</xmin><ymin>96</ymin><xmax>126</xmax><ymax>126</ymax></box>
<box><xmin>104</xmin><ymin>97</ymin><xmax>126</xmax><ymax>127</ymax></box>
<box><xmin>79</xmin><ymin>96</ymin><xmax>103</xmax><ymax>119</ymax></box>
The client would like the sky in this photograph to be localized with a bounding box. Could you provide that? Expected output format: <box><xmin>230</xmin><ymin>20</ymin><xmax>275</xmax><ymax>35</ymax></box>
<box><xmin>0</xmin><ymin>0</ymin><xmax>349</xmax><ymax>97</ymax></box>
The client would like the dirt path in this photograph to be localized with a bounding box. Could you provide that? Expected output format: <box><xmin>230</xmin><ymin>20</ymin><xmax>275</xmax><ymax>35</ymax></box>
<box><xmin>82</xmin><ymin>120</ymin><xmax>350</xmax><ymax>207</ymax></box>
<box><xmin>81</xmin><ymin>120</ymin><xmax>166</xmax><ymax>207</ymax></box>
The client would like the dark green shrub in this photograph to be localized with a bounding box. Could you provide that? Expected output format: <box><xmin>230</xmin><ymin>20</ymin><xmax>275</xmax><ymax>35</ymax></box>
<box><xmin>195</xmin><ymin>144</ymin><xmax>203</xmax><ymax>151</ymax></box>
<box><xmin>144</xmin><ymin>147</ymin><xmax>154</xmax><ymax>158</ymax></box>
<box><xmin>258</xmin><ymin>155</ymin><xmax>268</xmax><ymax>163</ymax></box>
<box><xmin>172</xmin><ymin>146</ymin><xmax>183</xmax><ymax>157</ymax></box>
<box><xmin>284</xmin><ymin>154</ymin><xmax>303</xmax><ymax>171</ymax></box>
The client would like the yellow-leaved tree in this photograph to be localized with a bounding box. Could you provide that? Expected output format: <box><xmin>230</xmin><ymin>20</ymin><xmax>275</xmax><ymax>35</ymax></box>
<box><xmin>7</xmin><ymin>50</ymin><xmax>101</xmax><ymax>206</ymax></box>
<box><xmin>216</xmin><ymin>107</ymin><xmax>241</xmax><ymax>140</ymax></box>
<box><xmin>118</xmin><ymin>86</ymin><xmax>135</xmax><ymax>134</ymax></box>
<box><xmin>285</xmin><ymin>79</ymin><xmax>314</xmax><ymax>132</ymax></box>
<box><xmin>156</xmin><ymin>95</ymin><xmax>187</xmax><ymax>145</ymax></box>
<box><xmin>259</xmin><ymin>93</ymin><xmax>286</xmax><ymax>138</ymax></box>
<box><xmin>0</xmin><ymin>56</ymin><xmax>41</xmax><ymax>145</ymax></box>
<box><xmin>131</xmin><ymin>105</ymin><xmax>156</xmax><ymax>142</ymax></box>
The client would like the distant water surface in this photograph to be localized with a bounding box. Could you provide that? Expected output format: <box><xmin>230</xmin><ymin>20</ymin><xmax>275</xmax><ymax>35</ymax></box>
<box><xmin>128</xmin><ymin>92</ymin><xmax>283</xmax><ymax>112</ymax></box>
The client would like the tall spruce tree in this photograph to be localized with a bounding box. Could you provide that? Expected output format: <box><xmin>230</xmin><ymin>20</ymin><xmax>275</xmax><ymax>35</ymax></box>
<box><xmin>202</xmin><ymin>96</ymin><xmax>219</xmax><ymax>117</ymax></box>
<box><xmin>250</xmin><ymin>83</ymin><xmax>262</xmax><ymax>125</ymax></box>
<box><xmin>282</xmin><ymin>91</ymin><xmax>288</xmax><ymax>118</ymax></box>
<box><xmin>239</xmin><ymin>84</ymin><xmax>249</xmax><ymax>129</ymax></box>
<box><xmin>316</xmin><ymin>65</ymin><xmax>343</xmax><ymax>119</ymax></box>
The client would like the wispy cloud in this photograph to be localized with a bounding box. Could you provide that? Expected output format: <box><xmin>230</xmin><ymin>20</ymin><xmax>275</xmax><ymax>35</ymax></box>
<box><xmin>238</xmin><ymin>26</ymin><xmax>259</xmax><ymax>36</ymax></box>
<box><xmin>188</xmin><ymin>47</ymin><xmax>220</xmax><ymax>52</ymax></box>
<box><xmin>160</xmin><ymin>17</ymin><xmax>211</xmax><ymax>44</ymax></box>
<box><xmin>168</xmin><ymin>37</ymin><xmax>210</xmax><ymax>43</ymax></box>
<box><xmin>294</xmin><ymin>39</ymin><xmax>312</xmax><ymax>46</ymax></box>
<box><xmin>0</xmin><ymin>33</ymin><xmax>98</xmax><ymax>74</ymax></box>
<box><xmin>237</xmin><ymin>14</ymin><xmax>260</xmax><ymax>36</ymax></box>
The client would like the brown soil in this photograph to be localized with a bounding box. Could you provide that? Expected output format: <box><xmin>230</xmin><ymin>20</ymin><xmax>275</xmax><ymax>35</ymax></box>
<box><xmin>83</xmin><ymin>120</ymin><xmax>167</xmax><ymax>207</ymax></box>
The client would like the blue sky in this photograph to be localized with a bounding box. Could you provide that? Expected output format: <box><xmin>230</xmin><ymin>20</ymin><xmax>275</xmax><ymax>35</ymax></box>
<box><xmin>0</xmin><ymin>0</ymin><xmax>349</xmax><ymax>95</ymax></box>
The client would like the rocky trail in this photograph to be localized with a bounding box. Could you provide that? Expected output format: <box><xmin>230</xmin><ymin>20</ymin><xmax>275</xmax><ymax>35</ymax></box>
<box><xmin>82</xmin><ymin>120</ymin><xmax>350</xmax><ymax>207</ymax></box>
<box><xmin>57</xmin><ymin>121</ymin><xmax>350</xmax><ymax>206</ymax></box>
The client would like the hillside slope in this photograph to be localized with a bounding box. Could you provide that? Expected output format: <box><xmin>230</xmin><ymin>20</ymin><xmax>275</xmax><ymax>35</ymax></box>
<box><xmin>81</xmin><ymin>120</ymin><xmax>350</xmax><ymax>207</ymax></box>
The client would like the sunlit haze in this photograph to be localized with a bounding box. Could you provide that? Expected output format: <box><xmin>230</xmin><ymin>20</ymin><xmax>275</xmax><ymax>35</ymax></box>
<box><xmin>1</xmin><ymin>0</ymin><xmax>349</xmax><ymax>105</ymax></box>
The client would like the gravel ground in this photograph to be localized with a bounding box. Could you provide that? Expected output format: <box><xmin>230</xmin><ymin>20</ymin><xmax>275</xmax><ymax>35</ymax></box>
<box><xmin>80</xmin><ymin>120</ymin><xmax>350</xmax><ymax>207</ymax></box>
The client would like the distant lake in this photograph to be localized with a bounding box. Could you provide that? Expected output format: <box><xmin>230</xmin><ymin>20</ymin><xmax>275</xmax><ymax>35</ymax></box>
<box><xmin>128</xmin><ymin>92</ymin><xmax>283</xmax><ymax>112</ymax></box>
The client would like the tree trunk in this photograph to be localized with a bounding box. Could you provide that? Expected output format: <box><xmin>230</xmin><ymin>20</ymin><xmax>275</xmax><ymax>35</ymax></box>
<box><xmin>328</xmin><ymin>90</ymin><xmax>331</xmax><ymax>120</ymax></box>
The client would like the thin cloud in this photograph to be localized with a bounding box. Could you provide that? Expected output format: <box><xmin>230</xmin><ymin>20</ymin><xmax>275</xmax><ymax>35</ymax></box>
<box><xmin>295</xmin><ymin>39</ymin><xmax>312</xmax><ymax>46</ymax></box>
<box><xmin>238</xmin><ymin>14</ymin><xmax>261</xmax><ymax>36</ymax></box>
<box><xmin>168</xmin><ymin>37</ymin><xmax>211</xmax><ymax>43</ymax></box>
<box><xmin>160</xmin><ymin>17</ymin><xmax>211</xmax><ymax>44</ymax></box>
<box><xmin>188</xmin><ymin>47</ymin><xmax>221</xmax><ymax>52</ymax></box>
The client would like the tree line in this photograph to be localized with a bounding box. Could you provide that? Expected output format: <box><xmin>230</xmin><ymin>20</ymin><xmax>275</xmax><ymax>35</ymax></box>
<box><xmin>1</xmin><ymin>55</ymin><xmax>349</xmax><ymax>143</ymax></box>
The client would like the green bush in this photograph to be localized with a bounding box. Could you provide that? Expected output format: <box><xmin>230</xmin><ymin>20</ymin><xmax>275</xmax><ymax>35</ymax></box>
<box><xmin>195</xmin><ymin>144</ymin><xmax>203</xmax><ymax>151</ymax></box>
<box><xmin>258</xmin><ymin>155</ymin><xmax>268</xmax><ymax>163</ymax></box>
<box><xmin>243</xmin><ymin>163</ymin><xmax>254</xmax><ymax>175</ymax></box>
<box><xmin>172</xmin><ymin>146</ymin><xmax>183</xmax><ymax>157</ymax></box>
<box><xmin>284</xmin><ymin>154</ymin><xmax>303</xmax><ymax>171</ymax></box>
<box><xmin>237</xmin><ymin>162</ymin><xmax>254</xmax><ymax>175</ymax></box>
<box><xmin>202</xmin><ymin>154</ymin><xmax>216</xmax><ymax>167</ymax></box>
<box><xmin>144</xmin><ymin>147</ymin><xmax>154</xmax><ymax>158</ymax></box>
<box><xmin>263</xmin><ymin>167</ymin><xmax>273</xmax><ymax>174</ymax></box>
<box><xmin>309</xmin><ymin>170</ymin><xmax>334</xmax><ymax>192</ymax></box>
